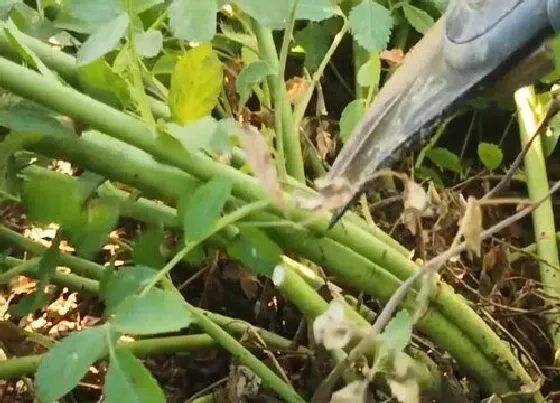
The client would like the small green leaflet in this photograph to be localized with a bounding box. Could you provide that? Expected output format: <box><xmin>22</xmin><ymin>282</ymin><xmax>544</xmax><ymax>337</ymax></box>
<box><xmin>35</xmin><ymin>325</ymin><xmax>109</xmax><ymax>402</ymax></box>
<box><xmin>477</xmin><ymin>143</ymin><xmax>503</xmax><ymax>171</ymax></box>
<box><xmin>77</xmin><ymin>13</ymin><xmax>129</xmax><ymax>66</ymax></box>
<box><xmin>402</xmin><ymin>4</ymin><xmax>434</xmax><ymax>34</ymax></box>
<box><xmin>425</xmin><ymin>147</ymin><xmax>463</xmax><ymax>174</ymax></box>
<box><xmin>135</xmin><ymin>30</ymin><xmax>163</xmax><ymax>58</ymax></box>
<box><xmin>236</xmin><ymin>60</ymin><xmax>273</xmax><ymax>107</ymax></box>
<box><xmin>294</xmin><ymin>22</ymin><xmax>331</xmax><ymax>72</ymax></box>
<box><xmin>20</xmin><ymin>168</ymin><xmax>83</xmax><ymax>228</ymax></box>
<box><xmin>339</xmin><ymin>99</ymin><xmax>365</xmax><ymax>143</ymax></box>
<box><xmin>169</xmin><ymin>0</ymin><xmax>218</xmax><ymax>43</ymax></box>
<box><xmin>356</xmin><ymin>54</ymin><xmax>381</xmax><ymax>89</ymax></box>
<box><xmin>133</xmin><ymin>225</ymin><xmax>166</xmax><ymax>268</ymax></box>
<box><xmin>108</xmin><ymin>289</ymin><xmax>193</xmax><ymax>335</ymax></box>
<box><xmin>227</xmin><ymin>228</ymin><xmax>282</xmax><ymax>277</ymax></box>
<box><xmin>179</xmin><ymin>176</ymin><xmax>232</xmax><ymax>242</ymax></box>
<box><xmin>105</xmin><ymin>348</ymin><xmax>165</xmax><ymax>403</ymax></box>
<box><xmin>349</xmin><ymin>0</ymin><xmax>393</xmax><ymax>52</ymax></box>
<box><xmin>77</xmin><ymin>59</ymin><xmax>130</xmax><ymax>108</ymax></box>
<box><xmin>380</xmin><ymin>310</ymin><xmax>413</xmax><ymax>352</ymax></box>
<box><xmin>102</xmin><ymin>265</ymin><xmax>159</xmax><ymax>308</ymax></box>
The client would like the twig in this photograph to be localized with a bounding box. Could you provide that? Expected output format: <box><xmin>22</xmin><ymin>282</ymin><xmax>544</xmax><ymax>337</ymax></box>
<box><xmin>313</xmin><ymin>178</ymin><xmax>560</xmax><ymax>401</ymax></box>
<box><xmin>483</xmin><ymin>97</ymin><xmax>560</xmax><ymax>200</ymax></box>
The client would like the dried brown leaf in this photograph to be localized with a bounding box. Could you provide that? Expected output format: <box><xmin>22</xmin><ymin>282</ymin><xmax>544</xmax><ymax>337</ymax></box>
<box><xmin>460</xmin><ymin>196</ymin><xmax>482</xmax><ymax>257</ymax></box>
<box><xmin>285</xmin><ymin>77</ymin><xmax>309</xmax><ymax>104</ymax></box>
<box><xmin>380</xmin><ymin>48</ymin><xmax>405</xmax><ymax>64</ymax></box>
<box><xmin>237</xmin><ymin>123</ymin><xmax>283</xmax><ymax>205</ymax></box>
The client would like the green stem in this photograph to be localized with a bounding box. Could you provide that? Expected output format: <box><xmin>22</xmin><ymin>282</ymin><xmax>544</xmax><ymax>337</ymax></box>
<box><xmin>514</xmin><ymin>86</ymin><xmax>560</xmax><ymax>355</ymax></box>
<box><xmin>141</xmin><ymin>200</ymin><xmax>269</xmax><ymax>293</ymax></box>
<box><xmin>0</xmin><ymin>334</ymin><xmax>218</xmax><ymax>379</ymax></box>
<box><xmin>183</xmin><ymin>300</ymin><xmax>304</xmax><ymax>403</ymax></box>
<box><xmin>0</xmin><ymin>257</ymin><xmax>99</xmax><ymax>294</ymax></box>
<box><xmin>0</xmin><ymin>57</ymin><xmax>538</xmax><ymax>397</ymax></box>
<box><xmin>252</xmin><ymin>20</ymin><xmax>304</xmax><ymax>182</ymax></box>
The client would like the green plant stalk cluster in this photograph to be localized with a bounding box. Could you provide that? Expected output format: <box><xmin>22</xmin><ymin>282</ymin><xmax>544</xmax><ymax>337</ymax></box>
<box><xmin>15</xmin><ymin>106</ymin><xmax>538</xmax><ymax>397</ymax></box>
<box><xmin>0</xmin><ymin>33</ymin><xmax>542</xmax><ymax>400</ymax></box>
<box><xmin>514</xmin><ymin>86</ymin><xmax>560</xmax><ymax>356</ymax></box>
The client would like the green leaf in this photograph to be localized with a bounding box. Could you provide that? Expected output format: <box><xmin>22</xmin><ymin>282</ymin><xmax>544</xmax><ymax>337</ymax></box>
<box><xmin>294</xmin><ymin>22</ymin><xmax>331</xmax><ymax>72</ymax></box>
<box><xmin>20</xmin><ymin>168</ymin><xmax>82</xmax><ymax>227</ymax></box>
<box><xmin>402</xmin><ymin>4</ymin><xmax>434</xmax><ymax>34</ymax></box>
<box><xmin>105</xmin><ymin>348</ymin><xmax>165</xmax><ymax>403</ymax></box>
<box><xmin>68</xmin><ymin>198</ymin><xmax>120</xmax><ymax>258</ymax></box>
<box><xmin>165</xmin><ymin>116</ymin><xmax>219</xmax><ymax>153</ymax></box>
<box><xmin>236</xmin><ymin>60</ymin><xmax>273</xmax><ymax>107</ymax></box>
<box><xmin>3</xmin><ymin>19</ymin><xmax>57</xmax><ymax>81</ymax></box>
<box><xmin>544</xmin><ymin>112</ymin><xmax>560</xmax><ymax>157</ymax></box>
<box><xmin>356</xmin><ymin>54</ymin><xmax>381</xmax><ymax>89</ymax></box>
<box><xmin>77</xmin><ymin>59</ymin><xmax>130</xmax><ymax>108</ymax></box>
<box><xmin>349</xmin><ymin>0</ymin><xmax>393</xmax><ymax>52</ymax></box>
<box><xmin>133</xmin><ymin>225</ymin><xmax>166</xmax><ymax>269</ymax></box>
<box><xmin>179</xmin><ymin>176</ymin><xmax>232</xmax><ymax>242</ymax></box>
<box><xmin>380</xmin><ymin>310</ymin><xmax>413</xmax><ymax>352</ymax></box>
<box><xmin>228</xmin><ymin>228</ymin><xmax>282</xmax><ymax>276</ymax></box>
<box><xmin>425</xmin><ymin>147</ymin><xmax>463</xmax><ymax>174</ymax></box>
<box><xmin>169</xmin><ymin>0</ymin><xmax>218</xmax><ymax>43</ymax></box>
<box><xmin>77</xmin><ymin>12</ymin><xmax>129</xmax><ymax>66</ymax></box>
<box><xmin>35</xmin><ymin>325</ymin><xmax>109</xmax><ymax>402</ymax></box>
<box><xmin>477</xmin><ymin>143</ymin><xmax>503</xmax><ymax>171</ymax></box>
<box><xmin>296</xmin><ymin>0</ymin><xmax>338</xmax><ymax>22</ymax></box>
<box><xmin>135</xmin><ymin>30</ymin><xmax>163</xmax><ymax>58</ymax></box>
<box><xmin>168</xmin><ymin>44</ymin><xmax>223</xmax><ymax>124</ymax></box>
<box><xmin>234</xmin><ymin>0</ymin><xmax>292</xmax><ymax>29</ymax></box>
<box><xmin>65</xmin><ymin>0</ymin><xmax>121</xmax><ymax>25</ymax></box>
<box><xmin>108</xmin><ymin>289</ymin><xmax>193</xmax><ymax>335</ymax></box>
<box><xmin>102</xmin><ymin>265</ymin><xmax>159</xmax><ymax>310</ymax></box>
<box><xmin>414</xmin><ymin>165</ymin><xmax>443</xmax><ymax>188</ymax></box>
<box><xmin>339</xmin><ymin>99</ymin><xmax>365</xmax><ymax>143</ymax></box>
<box><xmin>152</xmin><ymin>52</ymin><xmax>179</xmax><ymax>75</ymax></box>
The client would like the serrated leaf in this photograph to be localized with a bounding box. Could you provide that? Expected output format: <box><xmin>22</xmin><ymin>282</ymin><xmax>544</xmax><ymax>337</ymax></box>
<box><xmin>425</xmin><ymin>147</ymin><xmax>463</xmax><ymax>174</ymax></box>
<box><xmin>169</xmin><ymin>0</ymin><xmax>217</xmax><ymax>42</ymax></box>
<box><xmin>294</xmin><ymin>22</ymin><xmax>331</xmax><ymax>72</ymax></box>
<box><xmin>402</xmin><ymin>4</ymin><xmax>434</xmax><ymax>34</ymax></box>
<box><xmin>108</xmin><ymin>289</ymin><xmax>193</xmax><ymax>335</ymax></box>
<box><xmin>228</xmin><ymin>228</ymin><xmax>282</xmax><ymax>276</ymax></box>
<box><xmin>103</xmin><ymin>266</ymin><xmax>159</xmax><ymax>308</ymax></box>
<box><xmin>168</xmin><ymin>44</ymin><xmax>223</xmax><ymax>124</ymax></box>
<box><xmin>236</xmin><ymin>60</ymin><xmax>273</xmax><ymax>107</ymax></box>
<box><xmin>349</xmin><ymin>0</ymin><xmax>393</xmax><ymax>52</ymax></box>
<box><xmin>20</xmin><ymin>168</ymin><xmax>82</xmax><ymax>227</ymax></box>
<box><xmin>296</xmin><ymin>0</ymin><xmax>338</xmax><ymax>22</ymax></box>
<box><xmin>133</xmin><ymin>225</ymin><xmax>166</xmax><ymax>268</ymax></box>
<box><xmin>179</xmin><ymin>176</ymin><xmax>232</xmax><ymax>242</ymax></box>
<box><xmin>135</xmin><ymin>30</ymin><xmax>163</xmax><ymax>58</ymax></box>
<box><xmin>77</xmin><ymin>59</ymin><xmax>130</xmax><ymax>108</ymax></box>
<box><xmin>77</xmin><ymin>12</ymin><xmax>129</xmax><ymax>66</ymax></box>
<box><xmin>477</xmin><ymin>142</ymin><xmax>503</xmax><ymax>171</ymax></box>
<box><xmin>35</xmin><ymin>325</ymin><xmax>109</xmax><ymax>402</ymax></box>
<box><xmin>68</xmin><ymin>198</ymin><xmax>120</xmax><ymax>258</ymax></box>
<box><xmin>105</xmin><ymin>348</ymin><xmax>165</xmax><ymax>403</ymax></box>
<box><xmin>339</xmin><ymin>99</ymin><xmax>365</xmax><ymax>143</ymax></box>
<box><xmin>356</xmin><ymin>53</ymin><xmax>381</xmax><ymax>88</ymax></box>
<box><xmin>380</xmin><ymin>310</ymin><xmax>413</xmax><ymax>352</ymax></box>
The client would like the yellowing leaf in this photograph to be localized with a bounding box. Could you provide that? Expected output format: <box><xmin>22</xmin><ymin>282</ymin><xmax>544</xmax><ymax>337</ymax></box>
<box><xmin>168</xmin><ymin>44</ymin><xmax>223</xmax><ymax>123</ymax></box>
